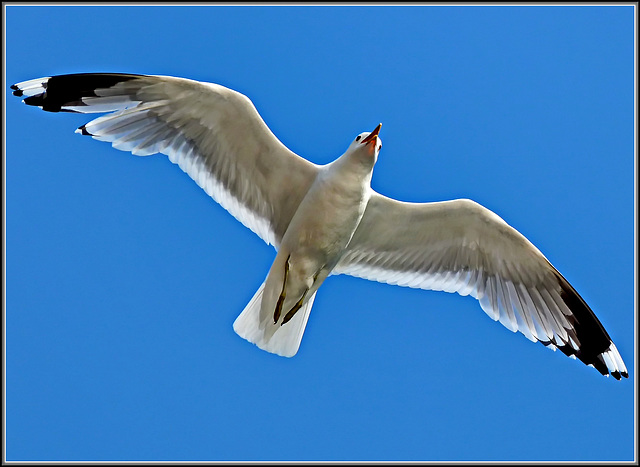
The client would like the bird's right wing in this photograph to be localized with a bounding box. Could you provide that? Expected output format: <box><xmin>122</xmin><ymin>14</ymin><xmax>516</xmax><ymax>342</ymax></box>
<box><xmin>12</xmin><ymin>73</ymin><xmax>319</xmax><ymax>247</ymax></box>
<box><xmin>334</xmin><ymin>191</ymin><xmax>627</xmax><ymax>379</ymax></box>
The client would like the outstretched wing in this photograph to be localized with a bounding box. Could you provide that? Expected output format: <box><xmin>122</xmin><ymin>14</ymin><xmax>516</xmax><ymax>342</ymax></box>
<box><xmin>11</xmin><ymin>73</ymin><xmax>319</xmax><ymax>247</ymax></box>
<box><xmin>334</xmin><ymin>191</ymin><xmax>628</xmax><ymax>379</ymax></box>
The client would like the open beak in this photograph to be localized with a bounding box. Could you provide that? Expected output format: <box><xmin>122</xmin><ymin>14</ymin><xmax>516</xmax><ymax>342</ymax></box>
<box><xmin>361</xmin><ymin>123</ymin><xmax>382</xmax><ymax>145</ymax></box>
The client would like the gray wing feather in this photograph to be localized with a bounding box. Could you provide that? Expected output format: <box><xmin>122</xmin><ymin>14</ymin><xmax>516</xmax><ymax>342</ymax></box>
<box><xmin>12</xmin><ymin>73</ymin><xmax>319</xmax><ymax>247</ymax></box>
<box><xmin>334</xmin><ymin>191</ymin><xmax>627</xmax><ymax>379</ymax></box>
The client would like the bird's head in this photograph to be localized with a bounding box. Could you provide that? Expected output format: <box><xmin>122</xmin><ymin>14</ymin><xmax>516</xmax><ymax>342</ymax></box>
<box><xmin>346</xmin><ymin>123</ymin><xmax>382</xmax><ymax>166</ymax></box>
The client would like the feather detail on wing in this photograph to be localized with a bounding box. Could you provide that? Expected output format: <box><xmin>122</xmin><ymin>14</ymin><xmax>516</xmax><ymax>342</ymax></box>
<box><xmin>11</xmin><ymin>73</ymin><xmax>319</xmax><ymax>247</ymax></box>
<box><xmin>334</xmin><ymin>192</ymin><xmax>628</xmax><ymax>379</ymax></box>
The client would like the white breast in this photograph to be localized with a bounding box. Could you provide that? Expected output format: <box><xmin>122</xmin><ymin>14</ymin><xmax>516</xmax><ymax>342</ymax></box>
<box><xmin>281</xmin><ymin>160</ymin><xmax>372</xmax><ymax>268</ymax></box>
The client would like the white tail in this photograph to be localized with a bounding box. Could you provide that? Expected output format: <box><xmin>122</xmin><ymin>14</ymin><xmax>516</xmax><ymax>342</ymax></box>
<box><xmin>233</xmin><ymin>281</ymin><xmax>317</xmax><ymax>357</ymax></box>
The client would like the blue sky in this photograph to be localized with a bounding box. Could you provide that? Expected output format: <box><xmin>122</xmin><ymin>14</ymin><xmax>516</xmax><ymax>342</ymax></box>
<box><xmin>4</xmin><ymin>4</ymin><xmax>635</xmax><ymax>462</ymax></box>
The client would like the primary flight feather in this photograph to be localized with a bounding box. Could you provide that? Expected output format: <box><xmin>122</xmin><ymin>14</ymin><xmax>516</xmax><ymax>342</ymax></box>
<box><xmin>11</xmin><ymin>73</ymin><xmax>628</xmax><ymax>379</ymax></box>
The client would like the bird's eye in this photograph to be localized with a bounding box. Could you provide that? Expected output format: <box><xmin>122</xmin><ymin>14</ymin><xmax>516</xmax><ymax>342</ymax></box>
<box><xmin>356</xmin><ymin>135</ymin><xmax>361</xmax><ymax>142</ymax></box>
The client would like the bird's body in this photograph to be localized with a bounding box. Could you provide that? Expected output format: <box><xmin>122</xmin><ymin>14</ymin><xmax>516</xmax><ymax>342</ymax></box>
<box><xmin>11</xmin><ymin>72</ymin><xmax>628</xmax><ymax>379</ymax></box>
<box><xmin>251</xmin><ymin>129</ymin><xmax>379</xmax><ymax>350</ymax></box>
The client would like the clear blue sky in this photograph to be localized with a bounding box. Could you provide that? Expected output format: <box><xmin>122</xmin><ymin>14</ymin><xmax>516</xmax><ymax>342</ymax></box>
<box><xmin>5</xmin><ymin>4</ymin><xmax>635</xmax><ymax>462</ymax></box>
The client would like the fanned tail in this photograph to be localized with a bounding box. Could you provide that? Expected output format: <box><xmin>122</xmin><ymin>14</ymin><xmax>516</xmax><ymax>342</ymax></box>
<box><xmin>233</xmin><ymin>281</ymin><xmax>316</xmax><ymax>357</ymax></box>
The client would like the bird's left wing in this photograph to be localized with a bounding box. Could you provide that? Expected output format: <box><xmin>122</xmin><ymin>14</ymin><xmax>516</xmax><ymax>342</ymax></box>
<box><xmin>11</xmin><ymin>73</ymin><xmax>319</xmax><ymax>247</ymax></box>
<box><xmin>334</xmin><ymin>191</ymin><xmax>628</xmax><ymax>379</ymax></box>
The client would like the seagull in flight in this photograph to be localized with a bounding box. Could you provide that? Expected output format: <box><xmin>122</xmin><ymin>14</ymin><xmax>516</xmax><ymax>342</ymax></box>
<box><xmin>11</xmin><ymin>73</ymin><xmax>628</xmax><ymax>379</ymax></box>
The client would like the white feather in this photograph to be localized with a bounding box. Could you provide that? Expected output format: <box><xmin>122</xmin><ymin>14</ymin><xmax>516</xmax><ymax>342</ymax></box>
<box><xmin>233</xmin><ymin>281</ymin><xmax>316</xmax><ymax>357</ymax></box>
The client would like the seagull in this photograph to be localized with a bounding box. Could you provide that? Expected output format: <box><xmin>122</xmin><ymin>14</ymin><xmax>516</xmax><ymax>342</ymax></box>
<box><xmin>11</xmin><ymin>72</ymin><xmax>628</xmax><ymax>379</ymax></box>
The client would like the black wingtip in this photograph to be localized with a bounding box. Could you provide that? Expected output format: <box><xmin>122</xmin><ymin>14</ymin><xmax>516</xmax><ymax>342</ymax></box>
<box><xmin>551</xmin><ymin>267</ymin><xmax>627</xmax><ymax>379</ymax></box>
<box><xmin>77</xmin><ymin>125</ymin><xmax>92</xmax><ymax>136</ymax></box>
<box><xmin>23</xmin><ymin>94</ymin><xmax>51</xmax><ymax>109</ymax></box>
<box><xmin>11</xmin><ymin>84</ymin><xmax>23</xmax><ymax>96</ymax></box>
<box><xmin>15</xmin><ymin>73</ymin><xmax>142</xmax><ymax>113</ymax></box>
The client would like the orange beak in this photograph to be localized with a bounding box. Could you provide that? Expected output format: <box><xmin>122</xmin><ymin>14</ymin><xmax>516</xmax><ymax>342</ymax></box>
<box><xmin>361</xmin><ymin>123</ymin><xmax>382</xmax><ymax>145</ymax></box>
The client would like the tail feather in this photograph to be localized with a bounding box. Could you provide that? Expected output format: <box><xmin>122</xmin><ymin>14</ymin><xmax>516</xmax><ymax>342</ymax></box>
<box><xmin>233</xmin><ymin>281</ymin><xmax>316</xmax><ymax>357</ymax></box>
